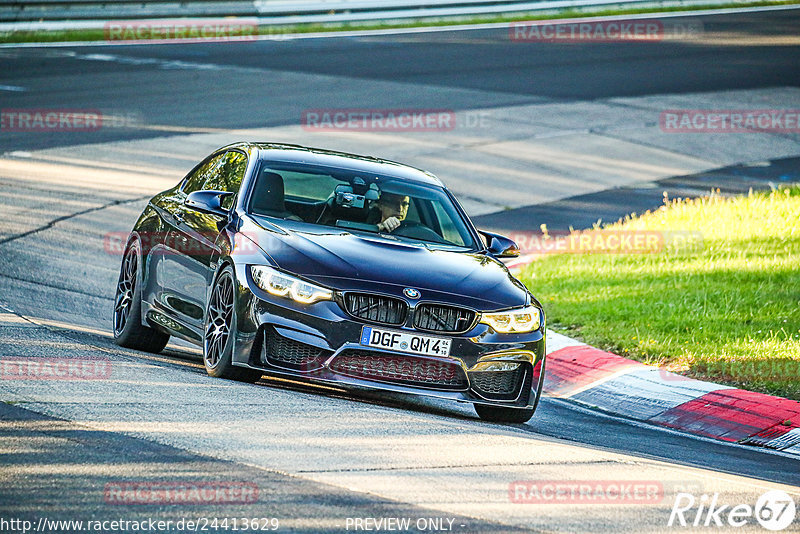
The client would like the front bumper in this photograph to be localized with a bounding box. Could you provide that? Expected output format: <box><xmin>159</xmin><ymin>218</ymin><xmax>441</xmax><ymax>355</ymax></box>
<box><xmin>230</xmin><ymin>264</ymin><xmax>545</xmax><ymax>409</ymax></box>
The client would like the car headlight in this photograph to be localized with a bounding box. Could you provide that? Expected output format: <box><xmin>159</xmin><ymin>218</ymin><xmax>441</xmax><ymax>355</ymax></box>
<box><xmin>480</xmin><ymin>305</ymin><xmax>541</xmax><ymax>333</ymax></box>
<box><xmin>250</xmin><ymin>265</ymin><xmax>332</xmax><ymax>304</ymax></box>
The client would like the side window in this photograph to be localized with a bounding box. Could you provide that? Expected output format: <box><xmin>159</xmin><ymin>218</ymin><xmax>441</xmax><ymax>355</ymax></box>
<box><xmin>182</xmin><ymin>153</ymin><xmax>226</xmax><ymax>194</ymax></box>
<box><xmin>405</xmin><ymin>197</ymin><xmax>421</xmax><ymax>223</ymax></box>
<box><xmin>203</xmin><ymin>151</ymin><xmax>247</xmax><ymax>194</ymax></box>
<box><xmin>431</xmin><ymin>201</ymin><xmax>466</xmax><ymax>246</ymax></box>
<box><xmin>203</xmin><ymin>151</ymin><xmax>248</xmax><ymax>209</ymax></box>
<box><xmin>283</xmin><ymin>170</ymin><xmax>343</xmax><ymax>201</ymax></box>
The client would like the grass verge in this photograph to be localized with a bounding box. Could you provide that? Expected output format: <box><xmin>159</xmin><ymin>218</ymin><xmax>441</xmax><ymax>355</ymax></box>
<box><xmin>519</xmin><ymin>186</ymin><xmax>800</xmax><ymax>400</ymax></box>
<box><xmin>1</xmin><ymin>0</ymin><xmax>798</xmax><ymax>44</ymax></box>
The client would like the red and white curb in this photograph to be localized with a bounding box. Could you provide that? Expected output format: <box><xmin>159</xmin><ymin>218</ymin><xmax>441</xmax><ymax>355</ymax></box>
<box><xmin>544</xmin><ymin>330</ymin><xmax>800</xmax><ymax>456</ymax></box>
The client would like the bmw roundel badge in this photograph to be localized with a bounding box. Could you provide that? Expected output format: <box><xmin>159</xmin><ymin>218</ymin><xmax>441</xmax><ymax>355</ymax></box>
<box><xmin>403</xmin><ymin>287</ymin><xmax>421</xmax><ymax>299</ymax></box>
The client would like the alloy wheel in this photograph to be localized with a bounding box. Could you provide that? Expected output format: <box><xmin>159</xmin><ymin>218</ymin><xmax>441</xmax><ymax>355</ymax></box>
<box><xmin>204</xmin><ymin>272</ymin><xmax>234</xmax><ymax>369</ymax></box>
<box><xmin>113</xmin><ymin>247</ymin><xmax>137</xmax><ymax>336</ymax></box>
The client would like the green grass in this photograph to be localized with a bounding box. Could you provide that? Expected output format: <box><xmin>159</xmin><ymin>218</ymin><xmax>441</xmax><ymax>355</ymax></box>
<box><xmin>1</xmin><ymin>0</ymin><xmax>798</xmax><ymax>44</ymax></box>
<box><xmin>519</xmin><ymin>186</ymin><xmax>800</xmax><ymax>400</ymax></box>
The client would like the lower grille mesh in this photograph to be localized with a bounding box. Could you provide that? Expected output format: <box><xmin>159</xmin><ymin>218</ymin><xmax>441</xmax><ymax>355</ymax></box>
<box><xmin>263</xmin><ymin>327</ymin><xmax>329</xmax><ymax>370</ymax></box>
<box><xmin>470</xmin><ymin>366</ymin><xmax>525</xmax><ymax>399</ymax></box>
<box><xmin>329</xmin><ymin>349</ymin><xmax>467</xmax><ymax>389</ymax></box>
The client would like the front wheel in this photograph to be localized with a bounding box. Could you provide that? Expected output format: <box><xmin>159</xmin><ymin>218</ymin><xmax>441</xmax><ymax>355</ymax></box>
<box><xmin>474</xmin><ymin>404</ymin><xmax>535</xmax><ymax>424</ymax></box>
<box><xmin>203</xmin><ymin>266</ymin><xmax>262</xmax><ymax>383</ymax></box>
<box><xmin>113</xmin><ymin>240</ymin><xmax>170</xmax><ymax>353</ymax></box>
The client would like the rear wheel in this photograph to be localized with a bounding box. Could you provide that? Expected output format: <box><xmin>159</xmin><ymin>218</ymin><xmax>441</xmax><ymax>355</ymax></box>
<box><xmin>474</xmin><ymin>404</ymin><xmax>535</xmax><ymax>424</ymax></box>
<box><xmin>203</xmin><ymin>266</ymin><xmax>262</xmax><ymax>383</ymax></box>
<box><xmin>113</xmin><ymin>240</ymin><xmax>170</xmax><ymax>353</ymax></box>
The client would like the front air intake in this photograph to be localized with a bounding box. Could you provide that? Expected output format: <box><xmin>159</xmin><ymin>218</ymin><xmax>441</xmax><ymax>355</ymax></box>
<box><xmin>262</xmin><ymin>327</ymin><xmax>330</xmax><ymax>371</ymax></box>
<box><xmin>329</xmin><ymin>349</ymin><xmax>467</xmax><ymax>389</ymax></box>
<box><xmin>470</xmin><ymin>365</ymin><xmax>526</xmax><ymax>400</ymax></box>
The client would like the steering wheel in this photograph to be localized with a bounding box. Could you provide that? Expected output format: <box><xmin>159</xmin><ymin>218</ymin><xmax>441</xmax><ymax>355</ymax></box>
<box><xmin>394</xmin><ymin>221</ymin><xmax>447</xmax><ymax>243</ymax></box>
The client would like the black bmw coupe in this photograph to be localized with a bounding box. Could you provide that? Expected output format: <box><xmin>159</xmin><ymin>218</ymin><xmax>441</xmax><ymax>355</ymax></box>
<box><xmin>113</xmin><ymin>143</ymin><xmax>546</xmax><ymax>423</ymax></box>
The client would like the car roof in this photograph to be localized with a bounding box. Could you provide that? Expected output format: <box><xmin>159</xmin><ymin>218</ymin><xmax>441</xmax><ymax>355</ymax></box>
<box><xmin>224</xmin><ymin>142</ymin><xmax>444</xmax><ymax>187</ymax></box>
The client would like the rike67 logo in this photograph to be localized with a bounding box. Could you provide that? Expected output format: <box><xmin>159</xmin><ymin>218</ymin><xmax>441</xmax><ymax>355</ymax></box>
<box><xmin>669</xmin><ymin>490</ymin><xmax>796</xmax><ymax>531</ymax></box>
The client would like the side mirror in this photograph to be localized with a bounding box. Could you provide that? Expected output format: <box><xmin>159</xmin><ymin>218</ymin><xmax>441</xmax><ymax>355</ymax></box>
<box><xmin>479</xmin><ymin>230</ymin><xmax>520</xmax><ymax>258</ymax></box>
<box><xmin>184</xmin><ymin>190</ymin><xmax>233</xmax><ymax>217</ymax></box>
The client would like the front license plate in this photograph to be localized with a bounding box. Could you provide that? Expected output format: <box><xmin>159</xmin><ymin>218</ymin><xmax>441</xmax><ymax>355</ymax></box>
<box><xmin>360</xmin><ymin>326</ymin><xmax>451</xmax><ymax>357</ymax></box>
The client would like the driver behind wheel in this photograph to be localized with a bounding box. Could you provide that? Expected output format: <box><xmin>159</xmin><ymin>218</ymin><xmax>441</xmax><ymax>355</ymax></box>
<box><xmin>375</xmin><ymin>193</ymin><xmax>410</xmax><ymax>233</ymax></box>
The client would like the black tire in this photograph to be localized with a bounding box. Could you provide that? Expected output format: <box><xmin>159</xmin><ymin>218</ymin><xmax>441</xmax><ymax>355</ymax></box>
<box><xmin>113</xmin><ymin>240</ymin><xmax>170</xmax><ymax>353</ymax></box>
<box><xmin>474</xmin><ymin>404</ymin><xmax>535</xmax><ymax>424</ymax></box>
<box><xmin>203</xmin><ymin>266</ymin><xmax>262</xmax><ymax>383</ymax></box>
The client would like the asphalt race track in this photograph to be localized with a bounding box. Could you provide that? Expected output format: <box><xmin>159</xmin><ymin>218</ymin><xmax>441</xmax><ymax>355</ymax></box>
<box><xmin>2</xmin><ymin>9</ymin><xmax>800</xmax><ymax>152</ymax></box>
<box><xmin>1</xmin><ymin>7</ymin><xmax>800</xmax><ymax>533</ymax></box>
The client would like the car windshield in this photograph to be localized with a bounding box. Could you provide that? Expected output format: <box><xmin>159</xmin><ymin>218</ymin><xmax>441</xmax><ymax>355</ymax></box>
<box><xmin>248</xmin><ymin>161</ymin><xmax>478</xmax><ymax>250</ymax></box>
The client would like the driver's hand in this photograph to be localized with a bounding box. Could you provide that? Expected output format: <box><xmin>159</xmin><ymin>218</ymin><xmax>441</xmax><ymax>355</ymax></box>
<box><xmin>378</xmin><ymin>216</ymin><xmax>401</xmax><ymax>233</ymax></box>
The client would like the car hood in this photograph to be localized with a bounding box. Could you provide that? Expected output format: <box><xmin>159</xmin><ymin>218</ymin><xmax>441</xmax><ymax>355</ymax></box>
<box><xmin>241</xmin><ymin>216</ymin><xmax>528</xmax><ymax>310</ymax></box>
